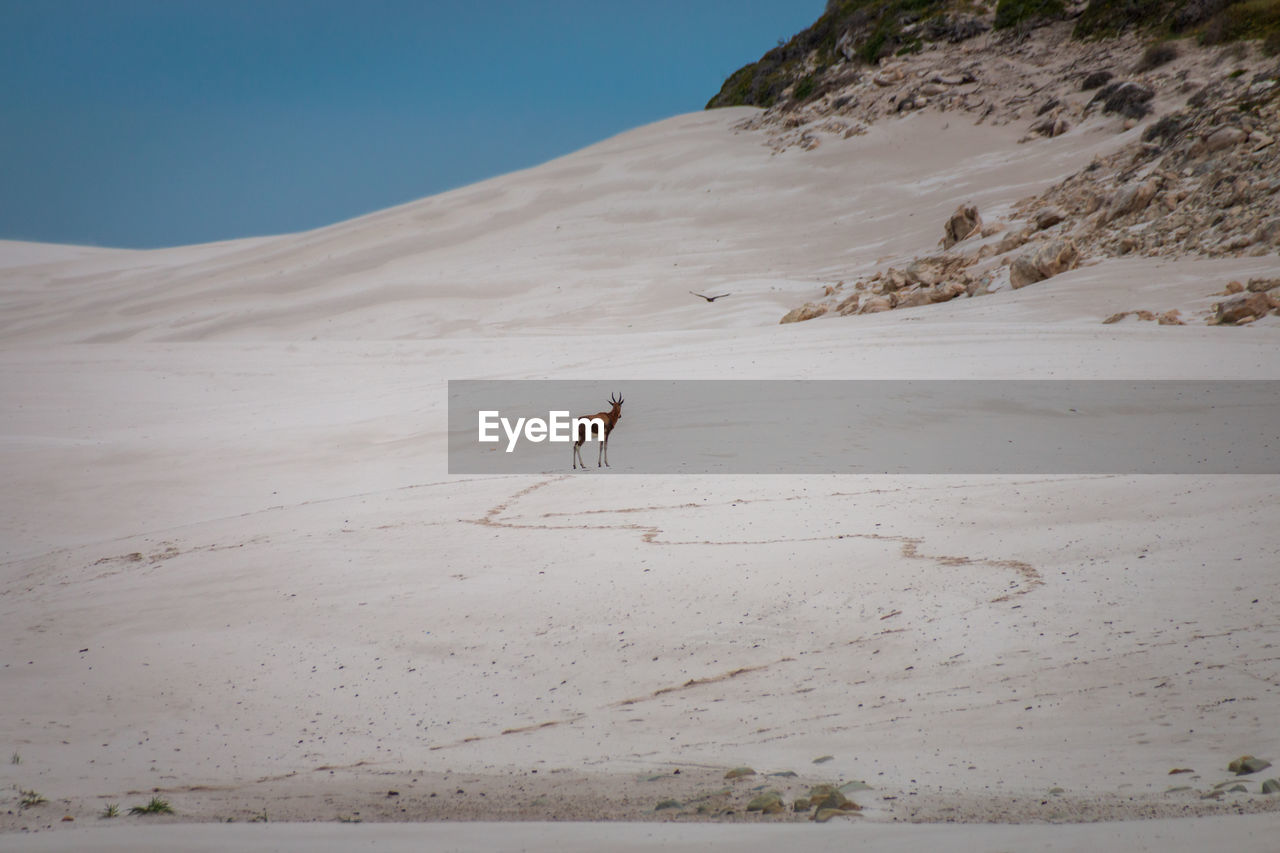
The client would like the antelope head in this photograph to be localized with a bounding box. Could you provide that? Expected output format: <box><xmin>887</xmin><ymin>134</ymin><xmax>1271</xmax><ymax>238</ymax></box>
<box><xmin>609</xmin><ymin>392</ymin><xmax>624</xmax><ymax>418</ymax></box>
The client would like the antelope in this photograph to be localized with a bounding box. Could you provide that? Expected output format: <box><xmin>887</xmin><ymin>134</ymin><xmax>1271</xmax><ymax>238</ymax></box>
<box><xmin>573</xmin><ymin>393</ymin><xmax>623</xmax><ymax>469</ymax></box>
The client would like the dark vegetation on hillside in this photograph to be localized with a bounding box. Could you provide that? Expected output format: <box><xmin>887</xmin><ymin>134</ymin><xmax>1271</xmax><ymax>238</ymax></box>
<box><xmin>707</xmin><ymin>0</ymin><xmax>1280</xmax><ymax>108</ymax></box>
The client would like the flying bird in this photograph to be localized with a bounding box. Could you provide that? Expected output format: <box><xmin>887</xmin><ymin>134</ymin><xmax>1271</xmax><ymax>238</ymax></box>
<box><xmin>690</xmin><ymin>291</ymin><xmax>731</xmax><ymax>302</ymax></box>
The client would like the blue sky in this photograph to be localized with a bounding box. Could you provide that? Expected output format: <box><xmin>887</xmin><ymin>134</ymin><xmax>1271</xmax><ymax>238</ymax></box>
<box><xmin>0</xmin><ymin>1</ymin><xmax>822</xmax><ymax>249</ymax></box>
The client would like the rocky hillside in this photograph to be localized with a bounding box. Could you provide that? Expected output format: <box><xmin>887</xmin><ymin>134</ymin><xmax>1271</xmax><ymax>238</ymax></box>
<box><xmin>712</xmin><ymin>2</ymin><xmax>1280</xmax><ymax>326</ymax></box>
<box><xmin>708</xmin><ymin>0</ymin><xmax>1279</xmax><ymax>110</ymax></box>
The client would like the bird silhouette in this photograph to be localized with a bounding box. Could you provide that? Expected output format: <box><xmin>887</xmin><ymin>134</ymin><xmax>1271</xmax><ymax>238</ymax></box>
<box><xmin>690</xmin><ymin>291</ymin><xmax>731</xmax><ymax>302</ymax></box>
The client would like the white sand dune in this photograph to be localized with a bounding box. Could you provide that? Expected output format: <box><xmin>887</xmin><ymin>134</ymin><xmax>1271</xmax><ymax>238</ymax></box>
<box><xmin>1</xmin><ymin>104</ymin><xmax>1278</xmax><ymax>851</ymax></box>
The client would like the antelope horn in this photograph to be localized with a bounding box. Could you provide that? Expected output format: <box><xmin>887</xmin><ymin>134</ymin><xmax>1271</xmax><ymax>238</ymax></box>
<box><xmin>610</xmin><ymin>393</ymin><xmax>623</xmax><ymax>405</ymax></box>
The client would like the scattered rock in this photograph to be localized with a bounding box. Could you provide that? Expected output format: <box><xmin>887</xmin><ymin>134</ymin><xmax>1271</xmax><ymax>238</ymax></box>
<box><xmin>942</xmin><ymin>204</ymin><xmax>983</xmax><ymax>249</ymax></box>
<box><xmin>1106</xmin><ymin>309</ymin><xmax>1161</xmax><ymax>323</ymax></box>
<box><xmin>807</xmin><ymin>784</ymin><xmax>861</xmax><ymax>812</ymax></box>
<box><xmin>1212</xmin><ymin>294</ymin><xmax>1271</xmax><ymax>325</ymax></box>
<box><xmin>1157</xmin><ymin>310</ymin><xmax>1185</xmax><ymax>325</ymax></box>
<box><xmin>793</xmin><ymin>797</ymin><xmax>811</xmax><ymax>811</ymax></box>
<box><xmin>655</xmin><ymin>799</ymin><xmax>682</xmax><ymax>811</ymax></box>
<box><xmin>873</xmin><ymin>68</ymin><xmax>904</xmax><ymax>87</ymax></box>
<box><xmin>893</xmin><ymin>288</ymin><xmax>932</xmax><ymax>309</ymax></box>
<box><xmin>1229</xmin><ymin>755</ymin><xmax>1273</xmax><ymax>775</ymax></box>
<box><xmin>813</xmin><ymin>808</ymin><xmax>844</xmax><ymax>822</ymax></box>
<box><xmin>1225</xmin><ymin>280</ymin><xmax>1245</xmax><ymax>294</ymax></box>
<box><xmin>904</xmin><ymin>258</ymin><xmax>942</xmax><ymax>287</ymax></box>
<box><xmin>780</xmin><ymin>302</ymin><xmax>827</xmax><ymax>324</ymax></box>
<box><xmin>724</xmin><ymin>767</ymin><xmax>757</xmax><ymax>780</ymax></box>
<box><xmin>1262</xmin><ymin>779</ymin><xmax>1280</xmax><ymax>795</ymax></box>
<box><xmin>838</xmin><ymin>780</ymin><xmax>873</xmax><ymax>792</ymax></box>
<box><xmin>1168</xmin><ymin>768</ymin><xmax>1195</xmax><ymax>775</ymax></box>
<box><xmin>746</xmin><ymin>792</ymin><xmax>785</xmax><ymax>814</ymax></box>
<box><xmin>1031</xmin><ymin>115</ymin><xmax>1070</xmax><ymax>138</ymax></box>
<box><xmin>1247</xmin><ymin>277</ymin><xmax>1280</xmax><ymax>293</ymax></box>
<box><xmin>811</xmin><ymin>755</ymin><xmax>834</xmax><ymax>765</ymax></box>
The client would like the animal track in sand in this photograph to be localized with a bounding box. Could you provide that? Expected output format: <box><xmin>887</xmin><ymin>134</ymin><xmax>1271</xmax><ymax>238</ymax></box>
<box><xmin>423</xmin><ymin>478</ymin><xmax>1055</xmax><ymax>753</ymax></box>
<box><xmin>468</xmin><ymin>477</ymin><xmax>1044</xmax><ymax>602</ymax></box>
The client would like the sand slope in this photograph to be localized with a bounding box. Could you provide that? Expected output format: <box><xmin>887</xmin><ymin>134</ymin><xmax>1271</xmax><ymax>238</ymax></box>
<box><xmin>1</xmin><ymin>104</ymin><xmax>1278</xmax><ymax>849</ymax></box>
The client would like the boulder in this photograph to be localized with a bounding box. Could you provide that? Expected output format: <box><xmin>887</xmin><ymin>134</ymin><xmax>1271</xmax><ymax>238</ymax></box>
<box><xmin>1157</xmin><ymin>310</ymin><xmax>1185</xmax><ymax>325</ymax></box>
<box><xmin>1255</xmin><ymin>219</ymin><xmax>1280</xmax><ymax>246</ymax></box>
<box><xmin>1213</xmin><ymin>293</ymin><xmax>1271</xmax><ymax>325</ymax></box>
<box><xmin>1010</xmin><ymin>240</ymin><xmax>1080</xmax><ymax>289</ymax></box>
<box><xmin>1203</xmin><ymin>126</ymin><xmax>1247</xmax><ymax>154</ymax></box>
<box><xmin>1246</xmin><ymin>278</ymin><xmax>1280</xmax><ymax>293</ymax></box>
<box><xmin>1106</xmin><ymin>180</ymin><xmax>1159</xmax><ymax>221</ymax></box>
<box><xmin>780</xmin><ymin>303</ymin><xmax>827</xmax><ymax>324</ymax></box>
<box><xmin>929</xmin><ymin>281</ymin><xmax>968</xmax><ymax>303</ymax></box>
<box><xmin>943</xmin><ymin>204</ymin><xmax>983</xmax><ymax>248</ymax></box>
<box><xmin>858</xmin><ymin>295</ymin><xmax>893</xmax><ymax>314</ymax></box>
<box><xmin>997</xmin><ymin>228</ymin><xmax>1029</xmax><ymax>255</ymax></box>
<box><xmin>1034</xmin><ymin>208</ymin><xmax>1066</xmax><ymax>230</ymax></box>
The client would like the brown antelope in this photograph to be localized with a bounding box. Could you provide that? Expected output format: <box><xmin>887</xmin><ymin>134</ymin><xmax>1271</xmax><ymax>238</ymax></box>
<box><xmin>573</xmin><ymin>393</ymin><xmax>623</xmax><ymax>469</ymax></box>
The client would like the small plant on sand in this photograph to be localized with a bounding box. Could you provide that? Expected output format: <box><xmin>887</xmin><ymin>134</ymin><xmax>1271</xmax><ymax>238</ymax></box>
<box><xmin>19</xmin><ymin>788</ymin><xmax>47</xmax><ymax>808</ymax></box>
<box><xmin>336</xmin><ymin>813</ymin><xmax>362</xmax><ymax>823</ymax></box>
<box><xmin>249</xmin><ymin>808</ymin><xmax>269</xmax><ymax>823</ymax></box>
<box><xmin>129</xmin><ymin>796</ymin><xmax>174</xmax><ymax>815</ymax></box>
<box><xmin>10</xmin><ymin>752</ymin><xmax>19</xmax><ymax>765</ymax></box>
<box><xmin>100</xmin><ymin>803</ymin><xmax>119</xmax><ymax>819</ymax></box>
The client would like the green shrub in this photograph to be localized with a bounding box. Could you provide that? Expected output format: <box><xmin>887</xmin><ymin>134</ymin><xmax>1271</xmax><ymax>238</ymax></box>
<box><xmin>995</xmin><ymin>0</ymin><xmax>1067</xmax><ymax>29</ymax></box>
<box><xmin>1201</xmin><ymin>0</ymin><xmax>1280</xmax><ymax>46</ymax></box>
<box><xmin>1134</xmin><ymin>40</ymin><xmax>1180</xmax><ymax>69</ymax></box>
<box><xmin>1075</xmin><ymin>0</ymin><xmax>1181</xmax><ymax>37</ymax></box>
